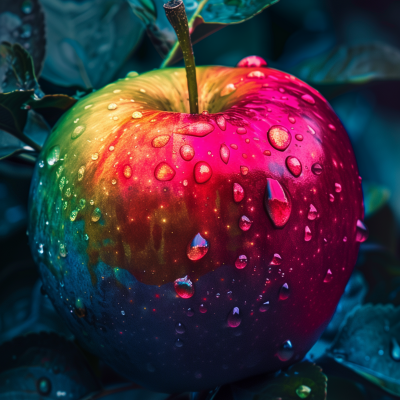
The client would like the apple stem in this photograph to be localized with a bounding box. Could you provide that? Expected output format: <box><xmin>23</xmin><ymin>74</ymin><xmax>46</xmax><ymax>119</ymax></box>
<box><xmin>163</xmin><ymin>0</ymin><xmax>199</xmax><ymax>114</ymax></box>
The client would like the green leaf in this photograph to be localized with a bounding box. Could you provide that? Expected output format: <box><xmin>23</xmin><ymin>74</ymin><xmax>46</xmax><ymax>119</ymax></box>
<box><xmin>290</xmin><ymin>43</ymin><xmax>400</xmax><ymax>86</ymax></box>
<box><xmin>0</xmin><ymin>146</ymin><xmax>35</xmax><ymax>161</ymax></box>
<box><xmin>327</xmin><ymin>304</ymin><xmax>400</xmax><ymax>397</ymax></box>
<box><xmin>362</xmin><ymin>182</ymin><xmax>391</xmax><ymax>218</ymax></box>
<box><xmin>25</xmin><ymin>94</ymin><xmax>77</xmax><ymax>111</ymax></box>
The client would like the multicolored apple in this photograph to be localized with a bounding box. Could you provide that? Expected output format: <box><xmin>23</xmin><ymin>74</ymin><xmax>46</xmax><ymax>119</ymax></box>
<box><xmin>28</xmin><ymin>57</ymin><xmax>367</xmax><ymax>393</ymax></box>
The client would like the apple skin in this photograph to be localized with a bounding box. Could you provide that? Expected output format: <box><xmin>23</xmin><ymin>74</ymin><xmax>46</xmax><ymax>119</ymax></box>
<box><xmin>28</xmin><ymin>62</ymin><xmax>365</xmax><ymax>393</ymax></box>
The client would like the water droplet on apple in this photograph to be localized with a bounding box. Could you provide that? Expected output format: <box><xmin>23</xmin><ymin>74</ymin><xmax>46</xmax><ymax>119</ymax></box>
<box><xmin>286</xmin><ymin>156</ymin><xmax>302</xmax><ymax>177</ymax></box>
<box><xmin>187</xmin><ymin>308</ymin><xmax>194</xmax><ymax>317</ymax></box>
<box><xmin>335</xmin><ymin>183</ymin><xmax>342</xmax><ymax>193</ymax></box>
<box><xmin>91</xmin><ymin>207</ymin><xmax>101</xmax><ymax>222</ymax></box>
<box><xmin>236</xmin><ymin>127</ymin><xmax>247</xmax><ymax>135</ymax></box>
<box><xmin>269</xmin><ymin>253</ymin><xmax>282</xmax><ymax>265</ymax></box>
<box><xmin>216</xmin><ymin>115</ymin><xmax>226</xmax><ymax>131</ymax></box>
<box><xmin>155</xmin><ymin>162</ymin><xmax>176</xmax><ymax>181</ymax></box>
<box><xmin>220</xmin><ymin>144</ymin><xmax>230</xmax><ymax>164</ymax></box>
<box><xmin>237</xmin><ymin>56</ymin><xmax>267</xmax><ymax>68</ymax></box>
<box><xmin>123</xmin><ymin>165</ymin><xmax>132</xmax><ymax>178</ymax></box>
<box><xmin>259</xmin><ymin>301</ymin><xmax>270</xmax><ymax>312</ymax></box>
<box><xmin>47</xmin><ymin>145</ymin><xmax>60</xmax><ymax>166</ymax></box>
<box><xmin>70</xmin><ymin>209</ymin><xmax>78</xmax><ymax>221</ymax></box>
<box><xmin>199</xmin><ymin>304</ymin><xmax>207</xmax><ymax>313</ymax></box>
<box><xmin>187</xmin><ymin>233</ymin><xmax>209</xmax><ymax>260</ymax></box>
<box><xmin>175</xmin><ymin>122</ymin><xmax>214</xmax><ymax>137</ymax></box>
<box><xmin>304</xmin><ymin>226</ymin><xmax>312</xmax><ymax>241</ymax></box>
<box><xmin>108</xmin><ymin>103</ymin><xmax>117</xmax><ymax>110</ymax></box>
<box><xmin>288</xmin><ymin>116</ymin><xmax>296</xmax><ymax>124</ymax></box>
<box><xmin>391</xmin><ymin>338</ymin><xmax>400</xmax><ymax>361</ymax></box>
<box><xmin>78</xmin><ymin>166</ymin><xmax>85</xmax><ymax>181</ymax></box>
<box><xmin>296</xmin><ymin>385</ymin><xmax>311</xmax><ymax>398</ymax></box>
<box><xmin>308</xmin><ymin>204</ymin><xmax>317</xmax><ymax>220</ymax></box>
<box><xmin>175</xmin><ymin>338</ymin><xmax>183</xmax><ymax>347</ymax></box>
<box><xmin>174</xmin><ymin>276</ymin><xmax>194</xmax><ymax>298</ymax></box>
<box><xmin>295</xmin><ymin>134</ymin><xmax>303</xmax><ymax>141</ymax></box>
<box><xmin>329</xmin><ymin>194</ymin><xmax>334</xmax><ymax>202</ymax></box>
<box><xmin>180</xmin><ymin>144</ymin><xmax>195</xmax><ymax>161</ymax></box>
<box><xmin>221</xmin><ymin>84</ymin><xmax>236</xmax><ymax>97</ymax></box>
<box><xmin>268</xmin><ymin>126</ymin><xmax>291</xmax><ymax>151</ymax></box>
<box><xmin>111</xmin><ymin>179</ymin><xmax>117</xmax><ymax>185</ymax></box>
<box><xmin>356</xmin><ymin>220</ymin><xmax>369</xmax><ymax>243</ymax></box>
<box><xmin>152</xmin><ymin>135</ymin><xmax>170</xmax><ymax>148</ymax></box>
<box><xmin>311</xmin><ymin>163</ymin><xmax>323</xmax><ymax>175</ymax></box>
<box><xmin>328</xmin><ymin>124</ymin><xmax>336</xmax><ymax>131</ymax></box>
<box><xmin>231</xmin><ymin>144</ymin><xmax>238</xmax><ymax>150</ymax></box>
<box><xmin>324</xmin><ymin>269</ymin><xmax>333</xmax><ymax>283</ymax></box>
<box><xmin>247</xmin><ymin>71</ymin><xmax>265</xmax><ymax>79</ymax></box>
<box><xmin>263</xmin><ymin>150</ymin><xmax>271</xmax><ymax>156</ymax></box>
<box><xmin>239</xmin><ymin>215</ymin><xmax>252</xmax><ymax>231</ymax></box>
<box><xmin>227</xmin><ymin>307</ymin><xmax>241</xmax><ymax>328</ymax></box>
<box><xmin>235</xmin><ymin>255</ymin><xmax>248</xmax><ymax>269</ymax></box>
<box><xmin>132</xmin><ymin>111</ymin><xmax>143</xmax><ymax>119</ymax></box>
<box><xmin>59</xmin><ymin>243</ymin><xmax>67</xmax><ymax>257</ymax></box>
<box><xmin>194</xmin><ymin>161</ymin><xmax>212</xmax><ymax>183</ymax></box>
<box><xmin>233</xmin><ymin>183</ymin><xmax>245</xmax><ymax>202</ymax></box>
<box><xmin>264</xmin><ymin>178</ymin><xmax>291</xmax><ymax>227</ymax></box>
<box><xmin>301</xmin><ymin>94</ymin><xmax>315</xmax><ymax>104</ymax></box>
<box><xmin>175</xmin><ymin>322</ymin><xmax>186</xmax><ymax>334</ymax></box>
<box><xmin>279</xmin><ymin>283</ymin><xmax>290</xmax><ymax>300</ymax></box>
<box><xmin>91</xmin><ymin>153</ymin><xmax>99</xmax><ymax>161</ymax></box>
<box><xmin>72</xmin><ymin>125</ymin><xmax>86</xmax><ymax>140</ymax></box>
<box><xmin>240</xmin><ymin>166</ymin><xmax>249</xmax><ymax>176</ymax></box>
<box><xmin>74</xmin><ymin>298</ymin><xmax>86</xmax><ymax>318</ymax></box>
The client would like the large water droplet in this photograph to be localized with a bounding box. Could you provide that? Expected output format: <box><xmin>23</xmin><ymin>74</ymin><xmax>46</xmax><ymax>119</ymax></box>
<box><xmin>175</xmin><ymin>122</ymin><xmax>214</xmax><ymax>137</ymax></box>
<box><xmin>221</xmin><ymin>83</ymin><xmax>236</xmax><ymax>97</ymax></box>
<box><xmin>194</xmin><ymin>161</ymin><xmax>212</xmax><ymax>184</ymax></box>
<box><xmin>311</xmin><ymin>163</ymin><xmax>323</xmax><ymax>175</ymax></box>
<box><xmin>237</xmin><ymin>56</ymin><xmax>267</xmax><ymax>68</ymax></box>
<box><xmin>391</xmin><ymin>337</ymin><xmax>400</xmax><ymax>361</ymax></box>
<box><xmin>269</xmin><ymin>253</ymin><xmax>282</xmax><ymax>265</ymax></box>
<box><xmin>46</xmin><ymin>145</ymin><xmax>60</xmax><ymax>166</ymax></box>
<box><xmin>216</xmin><ymin>115</ymin><xmax>226</xmax><ymax>131</ymax></box>
<box><xmin>174</xmin><ymin>276</ymin><xmax>194</xmax><ymax>298</ymax></box>
<box><xmin>239</xmin><ymin>215</ymin><xmax>252</xmax><ymax>231</ymax></box>
<box><xmin>233</xmin><ymin>183</ymin><xmax>245</xmax><ymax>202</ymax></box>
<box><xmin>240</xmin><ymin>166</ymin><xmax>249</xmax><ymax>176</ymax></box>
<box><xmin>123</xmin><ymin>165</ymin><xmax>132</xmax><ymax>178</ymax></box>
<box><xmin>72</xmin><ymin>125</ymin><xmax>85</xmax><ymax>140</ymax></box>
<box><xmin>235</xmin><ymin>255</ymin><xmax>248</xmax><ymax>269</ymax></box>
<box><xmin>74</xmin><ymin>298</ymin><xmax>86</xmax><ymax>318</ymax></box>
<box><xmin>264</xmin><ymin>178</ymin><xmax>291</xmax><ymax>227</ymax></box>
<box><xmin>227</xmin><ymin>307</ymin><xmax>241</xmax><ymax>328</ymax></box>
<box><xmin>308</xmin><ymin>204</ymin><xmax>317</xmax><ymax>220</ymax></box>
<box><xmin>187</xmin><ymin>233</ymin><xmax>209</xmax><ymax>261</ymax></box>
<box><xmin>301</xmin><ymin>94</ymin><xmax>315</xmax><ymax>104</ymax></box>
<box><xmin>304</xmin><ymin>226</ymin><xmax>312</xmax><ymax>241</ymax></box>
<box><xmin>335</xmin><ymin>183</ymin><xmax>342</xmax><ymax>193</ymax></box>
<box><xmin>180</xmin><ymin>144</ymin><xmax>195</xmax><ymax>161</ymax></box>
<box><xmin>91</xmin><ymin>207</ymin><xmax>101</xmax><ymax>222</ymax></box>
<box><xmin>220</xmin><ymin>144</ymin><xmax>230</xmax><ymax>164</ymax></box>
<box><xmin>268</xmin><ymin>126</ymin><xmax>291</xmax><ymax>151</ymax></box>
<box><xmin>152</xmin><ymin>135</ymin><xmax>170</xmax><ymax>148</ymax></box>
<box><xmin>355</xmin><ymin>220</ymin><xmax>368</xmax><ymax>243</ymax></box>
<box><xmin>155</xmin><ymin>162</ymin><xmax>176</xmax><ymax>181</ymax></box>
<box><xmin>277</xmin><ymin>340</ymin><xmax>294</xmax><ymax>361</ymax></box>
<box><xmin>259</xmin><ymin>301</ymin><xmax>270</xmax><ymax>312</ymax></box>
<box><xmin>296</xmin><ymin>385</ymin><xmax>311</xmax><ymax>398</ymax></box>
<box><xmin>323</xmin><ymin>269</ymin><xmax>333</xmax><ymax>283</ymax></box>
<box><xmin>286</xmin><ymin>156</ymin><xmax>302</xmax><ymax>177</ymax></box>
<box><xmin>175</xmin><ymin>322</ymin><xmax>186</xmax><ymax>334</ymax></box>
<box><xmin>279</xmin><ymin>283</ymin><xmax>290</xmax><ymax>300</ymax></box>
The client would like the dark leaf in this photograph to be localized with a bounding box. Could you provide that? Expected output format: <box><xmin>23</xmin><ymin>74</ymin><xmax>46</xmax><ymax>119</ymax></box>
<box><xmin>290</xmin><ymin>43</ymin><xmax>400</xmax><ymax>85</ymax></box>
<box><xmin>0</xmin><ymin>332</ymin><xmax>101</xmax><ymax>399</ymax></box>
<box><xmin>327</xmin><ymin>304</ymin><xmax>400</xmax><ymax>397</ymax></box>
<box><xmin>25</xmin><ymin>93</ymin><xmax>77</xmax><ymax>111</ymax></box>
<box><xmin>324</xmin><ymin>376</ymin><xmax>367</xmax><ymax>400</ymax></box>
<box><xmin>0</xmin><ymin>0</ymin><xmax>46</xmax><ymax>77</ymax></box>
<box><xmin>0</xmin><ymin>41</ymin><xmax>43</xmax><ymax>96</ymax></box>
<box><xmin>0</xmin><ymin>145</ymin><xmax>35</xmax><ymax>160</ymax></box>
<box><xmin>362</xmin><ymin>181</ymin><xmax>390</xmax><ymax>218</ymax></box>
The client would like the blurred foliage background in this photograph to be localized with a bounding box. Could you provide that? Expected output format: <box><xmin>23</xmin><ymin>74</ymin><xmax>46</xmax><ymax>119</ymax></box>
<box><xmin>0</xmin><ymin>0</ymin><xmax>400</xmax><ymax>398</ymax></box>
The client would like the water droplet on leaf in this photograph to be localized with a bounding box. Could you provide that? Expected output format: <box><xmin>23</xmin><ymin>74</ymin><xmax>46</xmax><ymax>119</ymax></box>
<box><xmin>47</xmin><ymin>145</ymin><xmax>60</xmax><ymax>166</ymax></box>
<box><xmin>72</xmin><ymin>125</ymin><xmax>85</xmax><ymax>140</ymax></box>
<box><xmin>296</xmin><ymin>385</ymin><xmax>311</xmax><ymax>398</ymax></box>
<box><xmin>78</xmin><ymin>166</ymin><xmax>85</xmax><ymax>181</ymax></box>
<box><xmin>59</xmin><ymin>243</ymin><xmax>67</xmax><ymax>257</ymax></box>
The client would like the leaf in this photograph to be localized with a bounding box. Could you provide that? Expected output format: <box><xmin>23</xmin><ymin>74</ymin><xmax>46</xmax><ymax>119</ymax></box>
<box><xmin>0</xmin><ymin>332</ymin><xmax>101</xmax><ymax>399</ymax></box>
<box><xmin>0</xmin><ymin>145</ymin><xmax>35</xmax><ymax>160</ymax></box>
<box><xmin>290</xmin><ymin>43</ymin><xmax>400</xmax><ymax>85</ymax></box>
<box><xmin>0</xmin><ymin>0</ymin><xmax>46</xmax><ymax>77</ymax></box>
<box><xmin>362</xmin><ymin>181</ymin><xmax>390</xmax><ymax>218</ymax></box>
<box><xmin>327</xmin><ymin>304</ymin><xmax>400</xmax><ymax>397</ymax></box>
<box><xmin>25</xmin><ymin>93</ymin><xmax>77</xmax><ymax>111</ymax></box>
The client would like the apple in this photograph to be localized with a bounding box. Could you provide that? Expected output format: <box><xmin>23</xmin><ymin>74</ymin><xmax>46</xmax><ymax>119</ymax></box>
<box><xmin>28</xmin><ymin>56</ymin><xmax>367</xmax><ymax>393</ymax></box>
